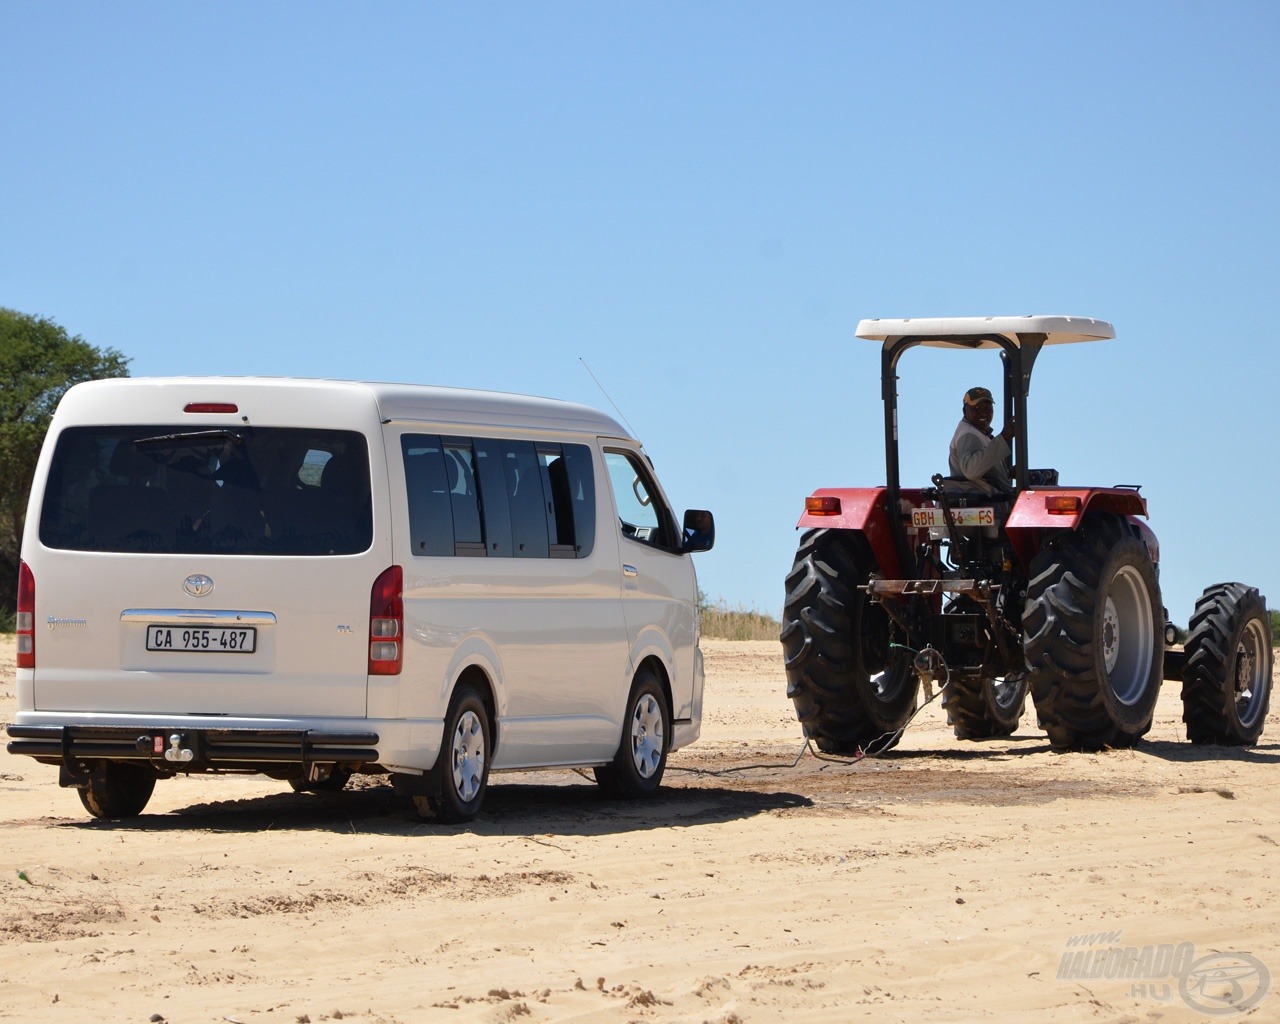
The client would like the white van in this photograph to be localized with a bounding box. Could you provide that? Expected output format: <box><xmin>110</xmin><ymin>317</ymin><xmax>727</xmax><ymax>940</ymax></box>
<box><xmin>6</xmin><ymin>378</ymin><xmax>713</xmax><ymax>823</ymax></box>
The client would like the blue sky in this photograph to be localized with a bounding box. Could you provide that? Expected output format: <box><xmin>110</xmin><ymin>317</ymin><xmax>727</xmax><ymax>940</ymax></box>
<box><xmin>3</xmin><ymin>2</ymin><xmax>1277</xmax><ymax>626</ymax></box>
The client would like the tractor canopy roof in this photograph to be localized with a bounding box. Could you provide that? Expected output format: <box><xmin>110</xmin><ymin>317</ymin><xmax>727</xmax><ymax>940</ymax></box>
<box><xmin>855</xmin><ymin>315</ymin><xmax>1114</xmax><ymax>349</ymax></box>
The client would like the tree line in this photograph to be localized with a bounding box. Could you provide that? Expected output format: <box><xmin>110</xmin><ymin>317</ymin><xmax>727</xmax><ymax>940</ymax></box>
<box><xmin>1</xmin><ymin>307</ymin><xmax>129</xmax><ymax>617</ymax></box>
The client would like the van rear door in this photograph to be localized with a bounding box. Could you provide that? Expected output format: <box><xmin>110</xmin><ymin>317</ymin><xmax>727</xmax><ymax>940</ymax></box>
<box><xmin>28</xmin><ymin>421</ymin><xmax>386</xmax><ymax>719</ymax></box>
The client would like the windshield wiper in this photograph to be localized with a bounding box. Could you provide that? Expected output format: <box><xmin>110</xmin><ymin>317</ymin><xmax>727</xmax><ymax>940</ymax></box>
<box><xmin>134</xmin><ymin>429</ymin><xmax>245</xmax><ymax>448</ymax></box>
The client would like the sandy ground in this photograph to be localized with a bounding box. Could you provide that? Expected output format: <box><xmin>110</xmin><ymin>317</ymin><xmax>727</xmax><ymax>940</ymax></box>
<box><xmin>2</xmin><ymin>635</ymin><xmax>1278</xmax><ymax>1024</ymax></box>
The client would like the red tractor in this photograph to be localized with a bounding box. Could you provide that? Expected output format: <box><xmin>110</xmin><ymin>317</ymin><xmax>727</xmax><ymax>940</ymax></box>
<box><xmin>782</xmin><ymin>316</ymin><xmax>1273</xmax><ymax>753</ymax></box>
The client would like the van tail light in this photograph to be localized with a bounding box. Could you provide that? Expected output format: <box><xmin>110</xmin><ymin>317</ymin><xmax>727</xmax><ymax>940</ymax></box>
<box><xmin>369</xmin><ymin>565</ymin><xmax>403</xmax><ymax>676</ymax></box>
<box><xmin>16</xmin><ymin>560</ymin><xmax>35</xmax><ymax>669</ymax></box>
<box><xmin>805</xmin><ymin>496</ymin><xmax>842</xmax><ymax>516</ymax></box>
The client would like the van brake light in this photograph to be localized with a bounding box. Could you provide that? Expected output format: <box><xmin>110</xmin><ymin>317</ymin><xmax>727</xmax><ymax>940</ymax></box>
<box><xmin>16</xmin><ymin>560</ymin><xmax>34</xmax><ymax>669</ymax></box>
<box><xmin>184</xmin><ymin>402</ymin><xmax>239</xmax><ymax>414</ymax></box>
<box><xmin>369</xmin><ymin>565</ymin><xmax>403</xmax><ymax>675</ymax></box>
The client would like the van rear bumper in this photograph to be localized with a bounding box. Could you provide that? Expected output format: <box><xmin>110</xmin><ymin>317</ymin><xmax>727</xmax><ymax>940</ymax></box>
<box><xmin>7</xmin><ymin>711</ymin><xmax>443</xmax><ymax>776</ymax></box>
<box><xmin>8</xmin><ymin>722</ymin><xmax>377</xmax><ymax>764</ymax></box>
<box><xmin>6</xmin><ymin>719</ymin><xmax>388</xmax><ymax>788</ymax></box>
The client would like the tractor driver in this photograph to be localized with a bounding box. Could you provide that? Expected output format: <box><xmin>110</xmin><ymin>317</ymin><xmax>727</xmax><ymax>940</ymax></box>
<box><xmin>949</xmin><ymin>386</ymin><xmax>1015</xmax><ymax>494</ymax></box>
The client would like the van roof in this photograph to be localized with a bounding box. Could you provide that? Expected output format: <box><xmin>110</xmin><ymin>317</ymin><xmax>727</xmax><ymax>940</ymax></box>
<box><xmin>53</xmin><ymin>377</ymin><xmax>634</xmax><ymax>440</ymax></box>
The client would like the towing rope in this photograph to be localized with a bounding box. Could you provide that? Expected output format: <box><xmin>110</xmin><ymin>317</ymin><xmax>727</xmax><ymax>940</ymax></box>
<box><xmin>669</xmin><ymin>644</ymin><xmax>950</xmax><ymax>776</ymax></box>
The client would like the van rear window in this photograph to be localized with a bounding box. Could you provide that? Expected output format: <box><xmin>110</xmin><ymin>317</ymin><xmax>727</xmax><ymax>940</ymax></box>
<box><xmin>39</xmin><ymin>426</ymin><xmax>373</xmax><ymax>556</ymax></box>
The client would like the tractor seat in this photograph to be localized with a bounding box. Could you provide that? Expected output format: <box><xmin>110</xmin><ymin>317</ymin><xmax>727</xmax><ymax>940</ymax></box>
<box><xmin>940</xmin><ymin>476</ymin><xmax>995</xmax><ymax>499</ymax></box>
<box><xmin>920</xmin><ymin>476</ymin><xmax>1013</xmax><ymax>505</ymax></box>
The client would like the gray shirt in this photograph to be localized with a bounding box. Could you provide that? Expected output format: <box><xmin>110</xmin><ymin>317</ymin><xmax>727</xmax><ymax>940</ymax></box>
<box><xmin>949</xmin><ymin>420</ymin><xmax>1012</xmax><ymax>493</ymax></box>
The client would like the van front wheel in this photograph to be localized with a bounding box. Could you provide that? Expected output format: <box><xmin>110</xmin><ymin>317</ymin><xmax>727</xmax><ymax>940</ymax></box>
<box><xmin>413</xmin><ymin>685</ymin><xmax>491</xmax><ymax>824</ymax></box>
<box><xmin>595</xmin><ymin>669</ymin><xmax>670</xmax><ymax>798</ymax></box>
<box><xmin>77</xmin><ymin>762</ymin><xmax>157</xmax><ymax>819</ymax></box>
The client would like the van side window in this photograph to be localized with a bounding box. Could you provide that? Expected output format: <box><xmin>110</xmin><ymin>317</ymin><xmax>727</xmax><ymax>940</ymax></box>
<box><xmin>501</xmin><ymin>440</ymin><xmax>549</xmax><ymax>558</ymax></box>
<box><xmin>472</xmin><ymin>439</ymin><xmax>514</xmax><ymax>556</ymax></box>
<box><xmin>401</xmin><ymin>435</ymin><xmax>596</xmax><ymax>560</ymax></box>
<box><xmin>560</xmin><ymin>443</ymin><xmax>596</xmax><ymax>558</ymax></box>
<box><xmin>400</xmin><ymin>435</ymin><xmax>455</xmax><ymax>556</ymax></box>
<box><xmin>539</xmin><ymin>448</ymin><xmax>576</xmax><ymax>559</ymax></box>
<box><xmin>605</xmin><ymin>449</ymin><xmax>674</xmax><ymax>551</ymax></box>
<box><xmin>442</xmin><ymin>438</ymin><xmax>486</xmax><ymax>556</ymax></box>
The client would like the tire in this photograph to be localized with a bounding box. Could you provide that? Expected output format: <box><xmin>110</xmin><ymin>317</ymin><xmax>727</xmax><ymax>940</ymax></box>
<box><xmin>781</xmin><ymin>529</ymin><xmax>919</xmax><ymax>754</ymax></box>
<box><xmin>1024</xmin><ymin>514</ymin><xmax>1163</xmax><ymax>751</ymax></box>
<box><xmin>77</xmin><ymin>762</ymin><xmax>157</xmax><ymax>820</ymax></box>
<box><xmin>413</xmin><ymin>685</ymin><xmax>491</xmax><ymax>823</ymax></box>
<box><xmin>1181</xmin><ymin>583</ymin><xmax>1273</xmax><ymax>745</ymax></box>
<box><xmin>594</xmin><ymin>669</ymin><xmax>670</xmax><ymax>798</ymax></box>
<box><xmin>288</xmin><ymin>766</ymin><xmax>353</xmax><ymax>793</ymax></box>
<box><xmin>942</xmin><ymin>671</ymin><xmax>1028</xmax><ymax>740</ymax></box>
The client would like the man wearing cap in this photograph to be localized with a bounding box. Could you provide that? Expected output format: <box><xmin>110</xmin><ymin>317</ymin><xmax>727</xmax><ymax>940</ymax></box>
<box><xmin>949</xmin><ymin>386</ymin><xmax>1015</xmax><ymax>494</ymax></box>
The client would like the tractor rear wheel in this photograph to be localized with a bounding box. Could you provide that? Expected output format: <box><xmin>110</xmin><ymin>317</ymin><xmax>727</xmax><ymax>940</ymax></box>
<box><xmin>1181</xmin><ymin>583</ymin><xmax>1273</xmax><ymax>745</ymax></box>
<box><xmin>781</xmin><ymin>529</ymin><xmax>918</xmax><ymax>754</ymax></box>
<box><xmin>1023</xmin><ymin>514</ymin><xmax>1163</xmax><ymax>751</ymax></box>
<box><xmin>942</xmin><ymin>671</ymin><xmax>1028</xmax><ymax>740</ymax></box>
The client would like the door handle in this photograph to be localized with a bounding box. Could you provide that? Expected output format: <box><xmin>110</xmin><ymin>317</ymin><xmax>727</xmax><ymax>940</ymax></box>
<box><xmin>622</xmin><ymin>564</ymin><xmax>638</xmax><ymax>579</ymax></box>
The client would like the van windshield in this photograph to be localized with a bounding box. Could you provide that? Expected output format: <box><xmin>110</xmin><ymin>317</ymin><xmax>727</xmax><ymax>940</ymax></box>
<box><xmin>39</xmin><ymin>426</ymin><xmax>373</xmax><ymax>556</ymax></box>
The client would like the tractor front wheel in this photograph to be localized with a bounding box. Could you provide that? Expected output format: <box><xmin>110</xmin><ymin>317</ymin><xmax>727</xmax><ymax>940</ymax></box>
<box><xmin>942</xmin><ymin>671</ymin><xmax>1028</xmax><ymax>740</ymax></box>
<box><xmin>1181</xmin><ymin>583</ymin><xmax>1273</xmax><ymax>745</ymax></box>
<box><xmin>1023</xmin><ymin>514</ymin><xmax>1163</xmax><ymax>751</ymax></box>
<box><xmin>781</xmin><ymin>529</ymin><xmax>919</xmax><ymax>754</ymax></box>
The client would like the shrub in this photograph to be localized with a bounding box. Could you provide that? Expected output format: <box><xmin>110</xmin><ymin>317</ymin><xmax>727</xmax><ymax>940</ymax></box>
<box><xmin>700</xmin><ymin>600</ymin><xmax>780</xmax><ymax>641</ymax></box>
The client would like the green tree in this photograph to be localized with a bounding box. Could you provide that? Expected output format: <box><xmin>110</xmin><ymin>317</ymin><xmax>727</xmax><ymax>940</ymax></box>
<box><xmin>1</xmin><ymin>308</ymin><xmax>129</xmax><ymax>615</ymax></box>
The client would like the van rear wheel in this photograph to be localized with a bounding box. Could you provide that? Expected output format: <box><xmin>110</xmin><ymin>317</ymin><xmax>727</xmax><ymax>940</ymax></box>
<box><xmin>413</xmin><ymin>684</ymin><xmax>491</xmax><ymax>824</ymax></box>
<box><xmin>77</xmin><ymin>762</ymin><xmax>156</xmax><ymax>819</ymax></box>
<box><xmin>595</xmin><ymin>669</ymin><xmax>670</xmax><ymax>798</ymax></box>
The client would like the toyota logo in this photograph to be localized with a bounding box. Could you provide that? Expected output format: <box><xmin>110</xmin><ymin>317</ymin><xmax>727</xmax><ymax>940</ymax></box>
<box><xmin>184</xmin><ymin>574</ymin><xmax>215</xmax><ymax>598</ymax></box>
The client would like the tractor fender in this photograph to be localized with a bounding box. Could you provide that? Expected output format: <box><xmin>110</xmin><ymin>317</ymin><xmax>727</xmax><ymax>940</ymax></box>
<box><xmin>1130</xmin><ymin>517</ymin><xmax>1160</xmax><ymax>565</ymax></box>
<box><xmin>1005</xmin><ymin>488</ymin><xmax>1153</xmax><ymax>569</ymax></box>
<box><xmin>796</xmin><ymin>487</ymin><xmax>902</xmax><ymax>578</ymax></box>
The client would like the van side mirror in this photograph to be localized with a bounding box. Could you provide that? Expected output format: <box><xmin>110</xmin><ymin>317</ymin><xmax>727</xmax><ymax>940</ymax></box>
<box><xmin>681</xmin><ymin>509</ymin><xmax>715</xmax><ymax>553</ymax></box>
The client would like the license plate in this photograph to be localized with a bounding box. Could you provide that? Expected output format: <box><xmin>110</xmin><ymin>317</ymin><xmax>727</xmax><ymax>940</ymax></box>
<box><xmin>912</xmin><ymin>507</ymin><xmax>996</xmax><ymax>529</ymax></box>
<box><xmin>146</xmin><ymin>625</ymin><xmax>257</xmax><ymax>653</ymax></box>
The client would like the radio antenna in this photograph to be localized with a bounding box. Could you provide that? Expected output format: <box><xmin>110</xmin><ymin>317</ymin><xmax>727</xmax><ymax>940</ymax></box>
<box><xmin>579</xmin><ymin>357</ymin><xmax>640</xmax><ymax>439</ymax></box>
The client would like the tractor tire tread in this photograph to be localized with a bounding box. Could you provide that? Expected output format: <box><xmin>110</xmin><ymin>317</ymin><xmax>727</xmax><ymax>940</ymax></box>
<box><xmin>1025</xmin><ymin>514</ymin><xmax>1161</xmax><ymax>751</ymax></box>
<box><xmin>781</xmin><ymin>529</ymin><xmax>917</xmax><ymax>754</ymax></box>
<box><xmin>1181</xmin><ymin>583</ymin><xmax>1272</xmax><ymax>745</ymax></box>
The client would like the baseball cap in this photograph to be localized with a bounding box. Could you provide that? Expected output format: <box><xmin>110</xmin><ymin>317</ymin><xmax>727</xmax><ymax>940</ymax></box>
<box><xmin>963</xmin><ymin>386</ymin><xmax>994</xmax><ymax>407</ymax></box>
